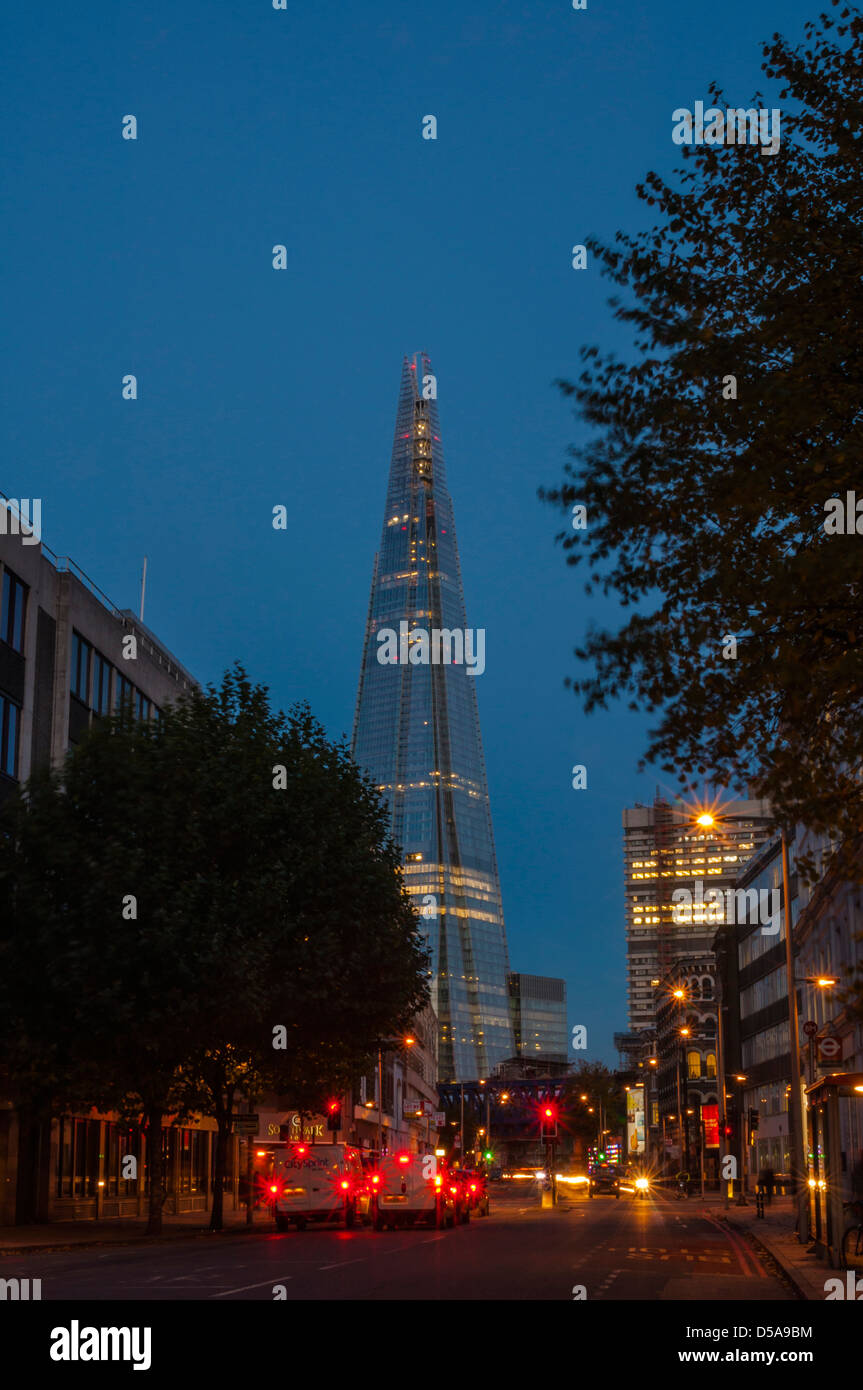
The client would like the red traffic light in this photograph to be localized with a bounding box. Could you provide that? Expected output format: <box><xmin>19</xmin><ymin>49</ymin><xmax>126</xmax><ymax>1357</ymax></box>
<box><xmin>327</xmin><ymin>1099</ymin><xmax>340</xmax><ymax>1113</ymax></box>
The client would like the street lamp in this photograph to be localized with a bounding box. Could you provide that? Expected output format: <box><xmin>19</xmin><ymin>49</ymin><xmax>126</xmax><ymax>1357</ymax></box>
<box><xmin>780</xmin><ymin>829</ymin><xmax>808</xmax><ymax>1243</ymax></box>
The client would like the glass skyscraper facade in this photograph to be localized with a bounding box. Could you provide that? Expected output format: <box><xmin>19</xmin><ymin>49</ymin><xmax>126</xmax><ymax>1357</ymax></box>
<box><xmin>352</xmin><ymin>353</ymin><xmax>514</xmax><ymax>1082</ymax></box>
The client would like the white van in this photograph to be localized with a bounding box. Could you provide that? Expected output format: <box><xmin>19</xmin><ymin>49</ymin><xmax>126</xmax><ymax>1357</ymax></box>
<box><xmin>269</xmin><ymin>1142</ymin><xmax>365</xmax><ymax>1231</ymax></box>
<box><xmin>371</xmin><ymin>1150</ymin><xmax>457</xmax><ymax>1231</ymax></box>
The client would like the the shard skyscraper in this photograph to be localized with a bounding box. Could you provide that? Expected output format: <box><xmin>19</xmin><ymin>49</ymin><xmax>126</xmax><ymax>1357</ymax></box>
<box><xmin>352</xmin><ymin>353</ymin><xmax>515</xmax><ymax>1082</ymax></box>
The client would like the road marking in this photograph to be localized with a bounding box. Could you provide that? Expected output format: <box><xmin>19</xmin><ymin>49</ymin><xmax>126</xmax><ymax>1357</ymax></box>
<box><xmin>320</xmin><ymin>1260</ymin><xmax>365</xmax><ymax>1270</ymax></box>
<box><xmin>209</xmin><ymin>1275</ymin><xmax>293</xmax><ymax>1298</ymax></box>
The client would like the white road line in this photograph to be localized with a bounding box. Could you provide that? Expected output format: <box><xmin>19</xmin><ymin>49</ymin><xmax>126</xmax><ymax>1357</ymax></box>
<box><xmin>319</xmin><ymin>1260</ymin><xmax>365</xmax><ymax>1270</ymax></box>
<box><xmin>209</xmin><ymin>1275</ymin><xmax>293</xmax><ymax>1298</ymax></box>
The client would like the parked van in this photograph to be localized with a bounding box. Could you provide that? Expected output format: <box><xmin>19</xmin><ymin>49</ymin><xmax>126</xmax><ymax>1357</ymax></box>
<box><xmin>269</xmin><ymin>1142</ymin><xmax>365</xmax><ymax>1231</ymax></box>
<box><xmin>371</xmin><ymin>1150</ymin><xmax>457</xmax><ymax>1230</ymax></box>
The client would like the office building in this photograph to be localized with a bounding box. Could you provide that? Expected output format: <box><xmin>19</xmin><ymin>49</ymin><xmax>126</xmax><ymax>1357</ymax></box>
<box><xmin>352</xmin><ymin>354</ymin><xmax>515</xmax><ymax>1081</ymax></box>
<box><xmin>623</xmin><ymin>793</ymin><xmax>774</xmax><ymax>1032</ymax></box>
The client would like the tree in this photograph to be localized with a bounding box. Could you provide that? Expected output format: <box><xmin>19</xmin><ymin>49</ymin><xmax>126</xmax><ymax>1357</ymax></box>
<box><xmin>0</xmin><ymin>665</ymin><xmax>428</xmax><ymax>1231</ymax></box>
<box><xmin>562</xmin><ymin>1062</ymin><xmax>626</xmax><ymax>1156</ymax></box>
<box><xmin>540</xmin><ymin>3</ymin><xmax>863</xmax><ymax>875</ymax></box>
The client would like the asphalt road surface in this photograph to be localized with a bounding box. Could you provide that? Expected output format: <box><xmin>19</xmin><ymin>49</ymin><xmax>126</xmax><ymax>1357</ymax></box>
<box><xmin>6</xmin><ymin>1186</ymin><xmax>795</xmax><ymax>1301</ymax></box>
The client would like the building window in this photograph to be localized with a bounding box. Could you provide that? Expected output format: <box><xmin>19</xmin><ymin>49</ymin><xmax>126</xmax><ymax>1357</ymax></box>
<box><xmin>115</xmin><ymin>675</ymin><xmax>134</xmax><ymax>715</ymax></box>
<box><xmin>0</xmin><ymin>693</ymin><xmax>19</xmax><ymax>778</ymax></box>
<box><xmin>71</xmin><ymin>632</ymin><xmax>92</xmax><ymax>704</ymax></box>
<box><xmin>705</xmin><ymin>1052</ymin><xmax>717</xmax><ymax>1078</ymax></box>
<box><xmin>105</xmin><ymin>1124</ymin><xmax>140</xmax><ymax>1196</ymax></box>
<box><xmin>135</xmin><ymin>690</ymin><xmax>151</xmax><ymax>722</ymax></box>
<box><xmin>93</xmin><ymin>653</ymin><xmax>113</xmax><ymax>716</ymax></box>
<box><xmin>0</xmin><ymin>568</ymin><xmax>27</xmax><ymax>652</ymax></box>
<box><xmin>687</xmin><ymin>1049</ymin><xmax>701</xmax><ymax>1080</ymax></box>
<box><xmin>56</xmin><ymin>1117</ymin><xmax>101</xmax><ymax>1199</ymax></box>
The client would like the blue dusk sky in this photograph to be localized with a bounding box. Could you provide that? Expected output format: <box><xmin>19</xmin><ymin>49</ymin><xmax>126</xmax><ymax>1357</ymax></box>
<box><xmin>2</xmin><ymin>1</ymin><xmax>815</xmax><ymax>1063</ymax></box>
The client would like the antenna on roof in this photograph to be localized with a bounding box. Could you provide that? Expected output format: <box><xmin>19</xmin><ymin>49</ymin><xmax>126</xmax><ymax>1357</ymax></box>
<box><xmin>139</xmin><ymin>556</ymin><xmax>148</xmax><ymax>623</ymax></box>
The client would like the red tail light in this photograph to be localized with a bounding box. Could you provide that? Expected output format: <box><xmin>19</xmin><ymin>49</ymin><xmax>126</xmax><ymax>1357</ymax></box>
<box><xmin>269</xmin><ymin>1184</ymin><xmax>279</xmax><ymax>1194</ymax></box>
<box><xmin>371</xmin><ymin>1174</ymin><xmax>381</xmax><ymax>1186</ymax></box>
<box><xmin>340</xmin><ymin>1179</ymin><xmax>350</xmax><ymax>1191</ymax></box>
<box><xmin>470</xmin><ymin>1184</ymin><xmax>477</xmax><ymax>1192</ymax></box>
<box><xmin>450</xmin><ymin>1186</ymin><xmax>457</xmax><ymax>1195</ymax></box>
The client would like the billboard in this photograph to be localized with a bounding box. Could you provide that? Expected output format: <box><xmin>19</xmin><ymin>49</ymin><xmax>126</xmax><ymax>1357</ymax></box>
<box><xmin>626</xmin><ymin>1087</ymin><xmax>645</xmax><ymax>1156</ymax></box>
<box><xmin>702</xmin><ymin>1103</ymin><xmax>719</xmax><ymax>1148</ymax></box>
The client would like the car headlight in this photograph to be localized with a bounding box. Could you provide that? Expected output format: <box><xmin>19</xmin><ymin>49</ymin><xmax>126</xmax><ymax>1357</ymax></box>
<box><xmin>635</xmin><ymin>1177</ymin><xmax>649</xmax><ymax>1190</ymax></box>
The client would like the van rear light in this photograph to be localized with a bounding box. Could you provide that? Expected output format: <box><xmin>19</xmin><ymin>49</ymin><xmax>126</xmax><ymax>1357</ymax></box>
<box><xmin>269</xmin><ymin>1184</ymin><xmax>279</xmax><ymax>1194</ymax></box>
<box><xmin>470</xmin><ymin>1184</ymin><xmax>476</xmax><ymax>1192</ymax></box>
<box><xmin>450</xmin><ymin>1186</ymin><xmax>457</xmax><ymax>1195</ymax></box>
<box><xmin>340</xmin><ymin>1180</ymin><xmax>350</xmax><ymax>1191</ymax></box>
<box><xmin>434</xmin><ymin>1176</ymin><xmax>442</xmax><ymax>1188</ymax></box>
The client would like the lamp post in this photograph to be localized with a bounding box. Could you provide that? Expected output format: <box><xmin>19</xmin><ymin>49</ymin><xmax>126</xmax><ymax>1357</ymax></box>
<box><xmin>733</xmin><ymin>1073</ymin><xmax>748</xmax><ymax>1203</ymax></box>
<box><xmin>780</xmin><ymin>830</ymin><xmax>809</xmax><ymax>1243</ymax></box>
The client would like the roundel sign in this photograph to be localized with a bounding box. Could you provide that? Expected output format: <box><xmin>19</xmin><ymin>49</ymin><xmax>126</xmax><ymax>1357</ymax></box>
<box><xmin>817</xmin><ymin>1035</ymin><xmax>842</xmax><ymax>1061</ymax></box>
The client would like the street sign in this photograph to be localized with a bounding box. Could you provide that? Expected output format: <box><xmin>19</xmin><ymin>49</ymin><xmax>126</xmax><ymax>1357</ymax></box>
<box><xmin>233</xmin><ymin>1114</ymin><xmax>259</xmax><ymax>1134</ymax></box>
<box><xmin>817</xmin><ymin>1035</ymin><xmax>842</xmax><ymax>1062</ymax></box>
<box><xmin>434</xmin><ymin>1112</ymin><xmax>446</xmax><ymax>1128</ymax></box>
<box><xmin>803</xmin><ymin>1021</ymin><xmax>818</xmax><ymax>1038</ymax></box>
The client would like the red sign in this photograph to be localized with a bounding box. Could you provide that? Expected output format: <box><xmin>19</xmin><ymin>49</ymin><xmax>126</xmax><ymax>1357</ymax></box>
<box><xmin>818</xmin><ymin>1035</ymin><xmax>842</xmax><ymax>1062</ymax></box>
<box><xmin>702</xmin><ymin>1104</ymin><xmax>719</xmax><ymax>1148</ymax></box>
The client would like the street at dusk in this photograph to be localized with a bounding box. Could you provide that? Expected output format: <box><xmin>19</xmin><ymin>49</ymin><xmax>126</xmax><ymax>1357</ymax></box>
<box><xmin>4</xmin><ymin>1187</ymin><xmax>794</xmax><ymax>1303</ymax></box>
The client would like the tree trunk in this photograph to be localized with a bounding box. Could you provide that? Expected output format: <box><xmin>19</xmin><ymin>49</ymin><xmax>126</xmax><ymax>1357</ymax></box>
<box><xmin>209</xmin><ymin>1086</ymin><xmax>233</xmax><ymax>1232</ymax></box>
<box><xmin>145</xmin><ymin>1105</ymin><xmax>164</xmax><ymax>1236</ymax></box>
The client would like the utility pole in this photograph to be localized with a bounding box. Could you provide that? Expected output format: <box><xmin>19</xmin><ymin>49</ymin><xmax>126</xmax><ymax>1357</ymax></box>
<box><xmin>781</xmin><ymin>829</ymin><xmax>809</xmax><ymax>1244</ymax></box>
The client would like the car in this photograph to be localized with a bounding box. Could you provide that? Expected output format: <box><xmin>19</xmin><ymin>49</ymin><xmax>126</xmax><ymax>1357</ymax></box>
<box><xmin>268</xmin><ymin>1142</ymin><xmax>365</xmax><ymax>1231</ymax></box>
<box><xmin>370</xmin><ymin>1151</ymin><xmax>457</xmax><ymax>1230</ymax></box>
<box><xmin>460</xmin><ymin>1167</ymin><xmax>490</xmax><ymax>1217</ymax></box>
<box><xmin>447</xmin><ymin>1167</ymin><xmax>473</xmax><ymax>1224</ymax></box>
<box><xmin>588</xmin><ymin>1164</ymin><xmax>621</xmax><ymax>1198</ymax></box>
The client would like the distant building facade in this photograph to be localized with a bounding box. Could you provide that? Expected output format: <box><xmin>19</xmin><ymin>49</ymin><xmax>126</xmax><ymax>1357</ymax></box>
<box><xmin>508</xmin><ymin>973</ymin><xmax>568</xmax><ymax>1064</ymax></box>
<box><xmin>623</xmin><ymin>794</ymin><xmax>774</xmax><ymax>1032</ymax></box>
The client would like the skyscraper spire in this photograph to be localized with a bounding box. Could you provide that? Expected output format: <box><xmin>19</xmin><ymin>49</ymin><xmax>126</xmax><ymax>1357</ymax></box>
<box><xmin>352</xmin><ymin>353</ymin><xmax>514</xmax><ymax>1081</ymax></box>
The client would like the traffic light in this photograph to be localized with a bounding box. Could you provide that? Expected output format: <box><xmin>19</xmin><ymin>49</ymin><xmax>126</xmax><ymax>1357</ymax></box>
<box><xmin>749</xmin><ymin>1108</ymin><xmax>760</xmax><ymax>1133</ymax></box>
<box><xmin>724</xmin><ymin>1105</ymin><xmax>738</xmax><ymax>1142</ymax></box>
<box><xmin>483</xmin><ymin>1150</ymin><xmax>493</xmax><ymax>1162</ymax></box>
<box><xmin>326</xmin><ymin>1099</ymin><xmax>342</xmax><ymax>1132</ymax></box>
<box><xmin>540</xmin><ymin>1103</ymin><xmax>559</xmax><ymax>1140</ymax></box>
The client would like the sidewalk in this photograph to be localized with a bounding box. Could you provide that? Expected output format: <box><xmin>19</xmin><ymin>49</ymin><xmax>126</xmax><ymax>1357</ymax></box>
<box><xmin>0</xmin><ymin>1205</ymin><xmax>274</xmax><ymax>1255</ymax></box>
<box><xmin>707</xmin><ymin>1195</ymin><xmax>829</xmax><ymax>1300</ymax></box>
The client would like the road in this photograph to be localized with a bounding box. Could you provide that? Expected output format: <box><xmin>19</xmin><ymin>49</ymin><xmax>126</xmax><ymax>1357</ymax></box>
<box><xmin>6</xmin><ymin>1186</ymin><xmax>795</xmax><ymax>1301</ymax></box>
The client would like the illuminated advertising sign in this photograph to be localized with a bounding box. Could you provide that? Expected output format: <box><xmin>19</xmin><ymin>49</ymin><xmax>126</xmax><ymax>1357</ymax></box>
<box><xmin>702</xmin><ymin>1104</ymin><xmax>719</xmax><ymax>1148</ymax></box>
<box><xmin>626</xmin><ymin>1087</ymin><xmax>645</xmax><ymax>1156</ymax></box>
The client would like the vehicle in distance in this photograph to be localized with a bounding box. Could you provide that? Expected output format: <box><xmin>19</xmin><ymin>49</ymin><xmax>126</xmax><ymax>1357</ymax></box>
<box><xmin>372</xmin><ymin>1151</ymin><xmax>457</xmax><ymax>1230</ymax></box>
<box><xmin>588</xmin><ymin>1163</ymin><xmax>621</xmax><ymax>1198</ymax></box>
<box><xmin>461</xmin><ymin>1168</ymin><xmax>490</xmax><ymax>1217</ymax></box>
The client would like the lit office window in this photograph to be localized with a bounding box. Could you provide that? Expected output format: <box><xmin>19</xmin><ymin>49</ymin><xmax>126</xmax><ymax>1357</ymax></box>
<box><xmin>0</xmin><ymin>692</ymin><xmax>20</xmax><ymax>778</ymax></box>
<box><xmin>0</xmin><ymin>568</ymin><xmax>27</xmax><ymax>652</ymax></box>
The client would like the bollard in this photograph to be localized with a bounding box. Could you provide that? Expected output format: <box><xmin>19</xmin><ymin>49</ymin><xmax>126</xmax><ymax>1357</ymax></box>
<box><xmin>755</xmin><ymin>1188</ymin><xmax>765</xmax><ymax>1218</ymax></box>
